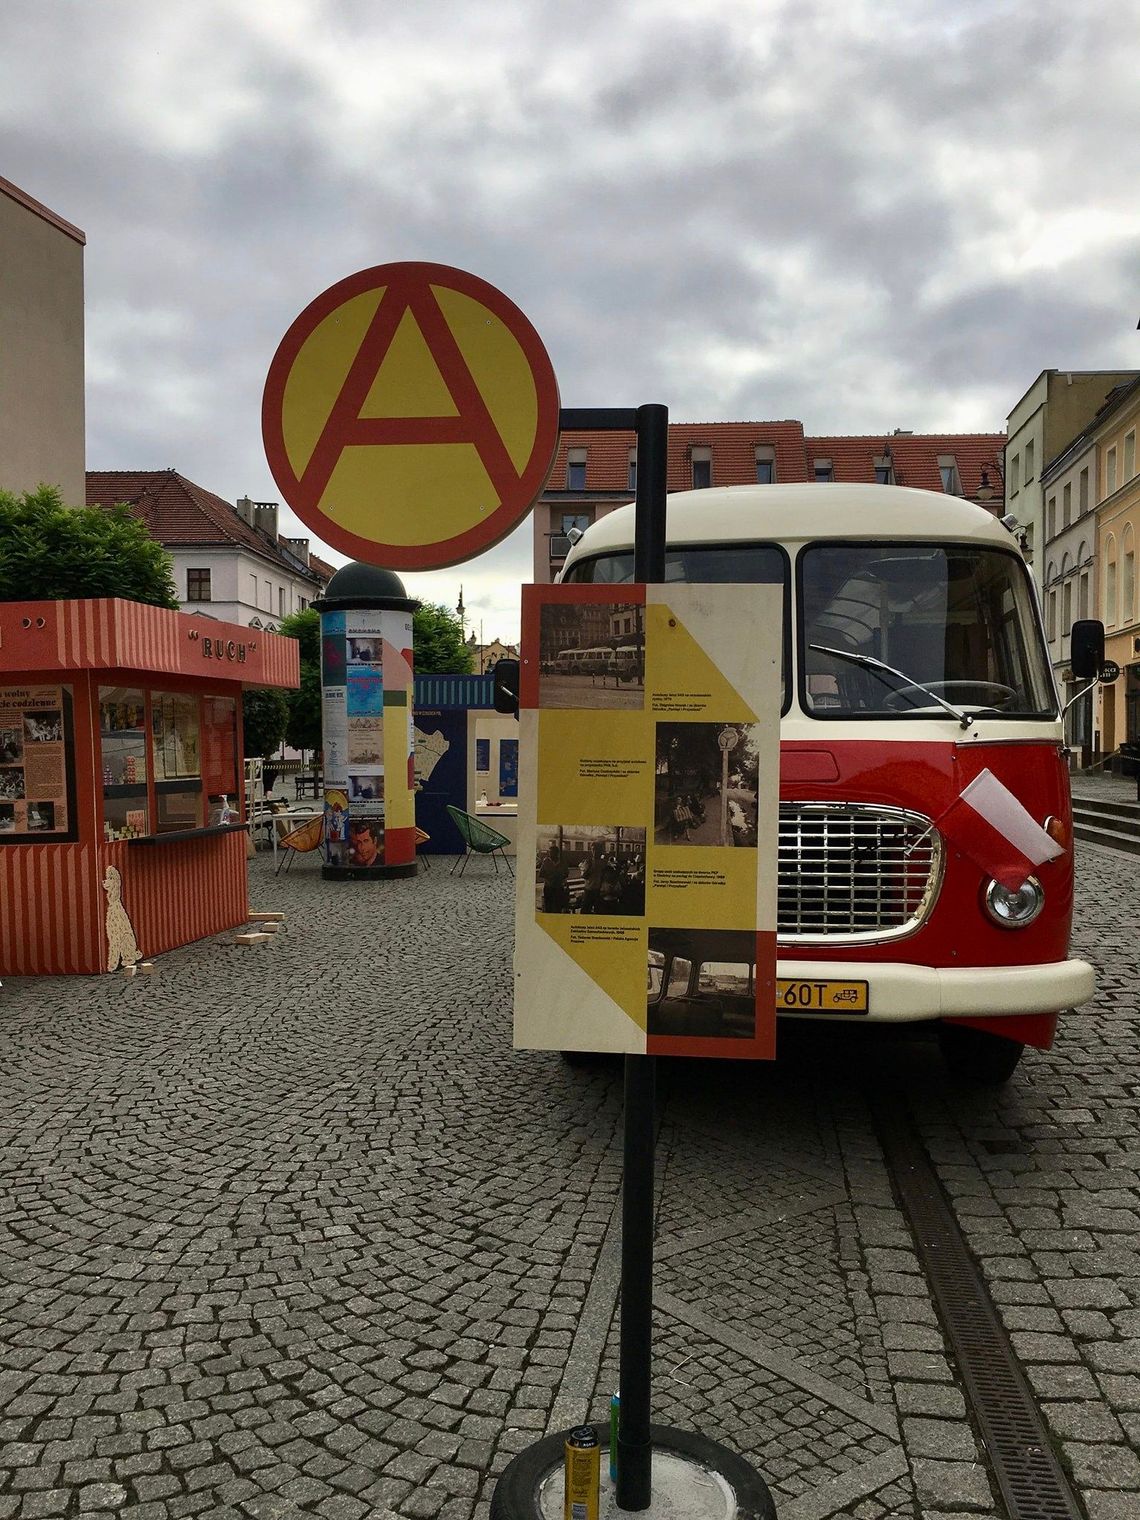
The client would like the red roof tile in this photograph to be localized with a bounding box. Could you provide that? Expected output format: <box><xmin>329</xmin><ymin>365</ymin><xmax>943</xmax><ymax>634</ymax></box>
<box><xmin>86</xmin><ymin>470</ymin><xmax>323</xmax><ymax>583</ymax></box>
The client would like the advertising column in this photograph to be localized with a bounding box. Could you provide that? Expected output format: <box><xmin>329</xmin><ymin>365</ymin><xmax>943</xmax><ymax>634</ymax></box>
<box><xmin>316</xmin><ymin>563</ymin><xmax>418</xmax><ymax>880</ymax></box>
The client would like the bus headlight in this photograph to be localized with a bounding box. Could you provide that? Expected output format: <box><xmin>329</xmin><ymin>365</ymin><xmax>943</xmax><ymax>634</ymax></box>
<box><xmin>984</xmin><ymin>876</ymin><xmax>1044</xmax><ymax>928</ymax></box>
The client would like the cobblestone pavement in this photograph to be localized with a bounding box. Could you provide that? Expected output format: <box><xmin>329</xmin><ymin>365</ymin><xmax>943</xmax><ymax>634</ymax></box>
<box><xmin>1</xmin><ymin>842</ymin><xmax>1136</xmax><ymax>1520</ymax></box>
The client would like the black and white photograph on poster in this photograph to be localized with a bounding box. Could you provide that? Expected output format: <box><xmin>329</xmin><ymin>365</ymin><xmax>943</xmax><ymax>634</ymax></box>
<box><xmin>535</xmin><ymin>824</ymin><xmax>646</xmax><ymax>915</ymax></box>
<box><xmin>647</xmin><ymin>927</ymin><xmax>757</xmax><ymax>1041</ymax></box>
<box><xmin>654</xmin><ymin>722</ymin><xmax>760</xmax><ymax>846</ymax></box>
<box><xmin>0</xmin><ymin>768</ymin><xmax>25</xmax><ymax>801</ymax></box>
<box><xmin>25</xmin><ymin>801</ymin><xmax>55</xmax><ymax>831</ymax></box>
<box><xmin>348</xmin><ymin>817</ymin><xmax>384</xmax><ymax>868</ymax></box>
<box><xmin>0</xmin><ymin>727</ymin><xmax>22</xmax><ymax>764</ymax></box>
<box><xmin>326</xmin><ymin>838</ymin><xmax>349</xmax><ymax>867</ymax></box>
<box><xmin>347</xmin><ymin>636</ymin><xmax>381</xmax><ymax>666</ymax></box>
<box><xmin>0</xmin><ymin>803</ymin><xmax>15</xmax><ymax>832</ymax></box>
<box><xmin>348</xmin><ymin>770</ymin><xmax>384</xmax><ymax>801</ymax></box>
<box><xmin>24</xmin><ymin>710</ymin><xmax>63</xmax><ymax>743</ymax></box>
<box><xmin>538</xmin><ymin>600</ymin><xmax>644</xmax><ymax>710</ymax></box>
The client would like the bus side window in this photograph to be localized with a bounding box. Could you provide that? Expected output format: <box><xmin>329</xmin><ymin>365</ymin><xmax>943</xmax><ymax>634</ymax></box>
<box><xmin>667</xmin><ymin>958</ymin><xmax>692</xmax><ymax>998</ymax></box>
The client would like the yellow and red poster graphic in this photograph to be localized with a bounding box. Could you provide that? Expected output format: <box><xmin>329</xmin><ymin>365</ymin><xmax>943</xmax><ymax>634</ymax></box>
<box><xmin>514</xmin><ymin>583</ymin><xmax>782</xmax><ymax>1060</ymax></box>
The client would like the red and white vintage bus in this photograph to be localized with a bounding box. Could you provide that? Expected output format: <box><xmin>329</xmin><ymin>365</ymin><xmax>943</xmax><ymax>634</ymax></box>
<box><xmin>558</xmin><ymin>483</ymin><xmax>1098</xmax><ymax>1083</ymax></box>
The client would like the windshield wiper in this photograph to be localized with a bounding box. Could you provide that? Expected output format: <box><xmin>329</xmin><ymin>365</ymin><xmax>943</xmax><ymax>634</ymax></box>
<box><xmin>808</xmin><ymin>644</ymin><xmax>975</xmax><ymax>729</ymax></box>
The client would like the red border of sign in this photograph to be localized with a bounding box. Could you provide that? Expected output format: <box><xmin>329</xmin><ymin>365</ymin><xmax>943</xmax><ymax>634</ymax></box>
<box><xmin>262</xmin><ymin>262</ymin><xmax>560</xmax><ymax>570</ymax></box>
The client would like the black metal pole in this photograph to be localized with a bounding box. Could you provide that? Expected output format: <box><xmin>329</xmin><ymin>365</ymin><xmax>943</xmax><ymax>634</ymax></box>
<box><xmin>616</xmin><ymin>402</ymin><xmax>668</xmax><ymax>1511</ymax></box>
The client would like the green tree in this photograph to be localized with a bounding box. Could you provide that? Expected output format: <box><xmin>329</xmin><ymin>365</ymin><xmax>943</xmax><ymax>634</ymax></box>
<box><xmin>278</xmin><ymin>607</ymin><xmax>322</xmax><ymax>753</ymax></box>
<box><xmin>413</xmin><ymin>602</ymin><xmax>473</xmax><ymax>674</ymax></box>
<box><xmin>0</xmin><ymin>486</ymin><xmax>179</xmax><ymax>608</ymax></box>
<box><xmin>278</xmin><ymin>606</ymin><xmax>320</xmax><ymax>665</ymax></box>
<box><xmin>241</xmin><ymin>687</ymin><xmax>289</xmax><ymax>759</ymax></box>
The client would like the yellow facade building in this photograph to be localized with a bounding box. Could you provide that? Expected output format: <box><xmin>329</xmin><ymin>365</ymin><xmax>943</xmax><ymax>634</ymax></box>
<box><xmin>1094</xmin><ymin>377</ymin><xmax>1140</xmax><ymax>755</ymax></box>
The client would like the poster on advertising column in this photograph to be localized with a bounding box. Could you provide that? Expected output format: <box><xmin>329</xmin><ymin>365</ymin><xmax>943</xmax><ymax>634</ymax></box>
<box><xmin>514</xmin><ymin>583</ymin><xmax>781</xmax><ymax>1060</ymax></box>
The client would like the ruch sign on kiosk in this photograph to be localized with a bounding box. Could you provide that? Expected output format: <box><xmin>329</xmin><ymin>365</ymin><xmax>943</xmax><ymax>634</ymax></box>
<box><xmin>514</xmin><ymin>581</ymin><xmax>782</xmax><ymax>1060</ymax></box>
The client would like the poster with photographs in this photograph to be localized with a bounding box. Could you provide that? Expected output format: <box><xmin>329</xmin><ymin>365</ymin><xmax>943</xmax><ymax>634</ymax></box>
<box><xmin>537</xmin><ymin>597</ymin><xmax>645</xmax><ymax>710</ymax></box>
<box><xmin>0</xmin><ymin>684</ymin><xmax>75</xmax><ymax>840</ymax></box>
<box><xmin>515</xmin><ymin>583</ymin><xmax>781</xmax><ymax>1061</ymax></box>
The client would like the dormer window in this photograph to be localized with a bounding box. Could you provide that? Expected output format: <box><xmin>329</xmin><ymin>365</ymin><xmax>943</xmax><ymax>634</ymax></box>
<box><xmin>567</xmin><ymin>448</ymin><xmax>587</xmax><ymax>490</ymax></box>
<box><xmin>814</xmin><ymin>459</ymin><xmax>833</xmax><ymax>483</ymax></box>
<box><xmin>873</xmin><ymin>456</ymin><xmax>893</xmax><ymax>485</ymax></box>
<box><xmin>755</xmin><ymin>446</ymin><xmax>775</xmax><ymax>484</ymax></box>
<box><xmin>938</xmin><ymin>456</ymin><xmax>962</xmax><ymax>495</ymax></box>
<box><xmin>691</xmin><ymin>447</ymin><xmax>712</xmax><ymax>489</ymax></box>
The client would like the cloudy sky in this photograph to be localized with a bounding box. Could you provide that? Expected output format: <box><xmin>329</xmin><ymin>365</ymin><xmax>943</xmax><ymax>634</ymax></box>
<box><xmin>4</xmin><ymin>0</ymin><xmax>1138</xmax><ymax>642</ymax></box>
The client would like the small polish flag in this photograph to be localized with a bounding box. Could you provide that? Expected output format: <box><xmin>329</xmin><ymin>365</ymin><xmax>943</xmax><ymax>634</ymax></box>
<box><xmin>935</xmin><ymin>768</ymin><xmax>1064</xmax><ymax>890</ymax></box>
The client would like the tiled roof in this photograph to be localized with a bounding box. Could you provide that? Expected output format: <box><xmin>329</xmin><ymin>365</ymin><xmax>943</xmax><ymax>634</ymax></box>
<box><xmin>308</xmin><ymin>552</ymin><xmax>338</xmax><ymax>583</ymax></box>
<box><xmin>544</xmin><ymin>422</ymin><xmax>1005</xmax><ymax>502</ymax></box>
<box><xmin>86</xmin><ymin>470</ymin><xmax>323</xmax><ymax>582</ymax></box>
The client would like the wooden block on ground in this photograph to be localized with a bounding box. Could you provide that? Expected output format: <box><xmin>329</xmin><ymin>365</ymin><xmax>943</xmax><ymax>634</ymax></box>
<box><xmin>258</xmin><ymin>923</ymin><xmax>281</xmax><ymax>934</ymax></box>
<box><xmin>234</xmin><ymin>932</ymin><xmax>272</xmax><ymax>946</ymax></box>
<box><xmin>248</xmin><ymin>911</ymin><xmax>286</xmax><ymax>922</ymax></box>
<box><xmin>121</xmin><ymin>965</ymin><xmax>137</xmax><ymax>977</ymax></box>
<box><xmin>138</xmin><ymin>962</ymin><xmax>158</xmax><ymax>975</ymax></box>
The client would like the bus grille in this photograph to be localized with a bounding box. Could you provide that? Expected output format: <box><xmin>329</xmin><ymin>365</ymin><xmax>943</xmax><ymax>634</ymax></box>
<box><xmin>778</xmin><ymin>802</ymin><xmax>942</xmax><ymax>944</ymax></box>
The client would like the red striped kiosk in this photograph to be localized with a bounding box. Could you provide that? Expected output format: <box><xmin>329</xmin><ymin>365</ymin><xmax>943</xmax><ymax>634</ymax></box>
<box><xmin>0</xmin><ymin>598</ymin><xmax>299</xmax><ymax>975</ymax></box>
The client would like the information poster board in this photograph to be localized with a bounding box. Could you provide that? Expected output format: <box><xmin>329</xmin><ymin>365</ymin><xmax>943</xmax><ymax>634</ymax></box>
<box><xmin>0</xmin><ymin>684</ymin><xmax>76</xmax><ymax>841</ymax></box>
<box><xmin>514</xmin><ymin>584</ymin><xmax>781</xmax><ymax>1060</ymax></box>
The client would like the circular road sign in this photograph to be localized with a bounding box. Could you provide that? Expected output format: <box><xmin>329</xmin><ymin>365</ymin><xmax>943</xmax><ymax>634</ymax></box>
<box><xmin>718</xmin><ymin>727</ymin><xmax>740</xmax><ymax>751</ymax></box>
<box><xmin>1099</xmin><ymin>660</ymin><xmax>1121</xmax><ymax>683</ymax></box>
<box><xmin>262</xmin><ymin>262</ymin><xmax>560</xmax><ymax>570</ymax></box>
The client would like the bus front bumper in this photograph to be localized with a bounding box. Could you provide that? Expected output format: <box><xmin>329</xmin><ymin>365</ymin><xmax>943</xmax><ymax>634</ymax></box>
<box><xmin>775</xmin><ymin>956</ymin><xmax>1096</xmax><ymax>1022</ymax></box>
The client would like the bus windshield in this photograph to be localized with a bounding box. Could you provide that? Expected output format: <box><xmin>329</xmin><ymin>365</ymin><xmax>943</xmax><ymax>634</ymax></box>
<box><xmin>800</xmin><ymin>544</ymin><xmax>1055</xmax><ymax>719</ymax></box>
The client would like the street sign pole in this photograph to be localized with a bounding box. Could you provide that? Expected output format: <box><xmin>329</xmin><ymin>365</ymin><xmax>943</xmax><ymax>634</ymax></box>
<box><xmin>616</xmin><ymin>402</ymin><xmax>668</xmax><ymax>1511</ymax></box>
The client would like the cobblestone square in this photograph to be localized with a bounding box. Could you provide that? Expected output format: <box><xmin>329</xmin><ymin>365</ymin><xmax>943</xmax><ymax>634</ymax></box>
<box><xmin>1</xmin><ymin>839</ymin><xmax>1136</xmax><ymax>1519</ymax></box>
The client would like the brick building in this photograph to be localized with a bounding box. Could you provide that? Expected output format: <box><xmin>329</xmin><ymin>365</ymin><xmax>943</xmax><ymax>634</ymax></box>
<box><xmin>533</xmin><ymin>421</ymin><xmax>1005</xmax><ymax>582</ymax></box>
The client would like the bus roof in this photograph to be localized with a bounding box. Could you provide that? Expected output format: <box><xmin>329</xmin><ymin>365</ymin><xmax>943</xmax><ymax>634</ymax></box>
<box><xmin>562</xmin><ymin>484</ymin><xmax>1018</xmax><ymax>569</ymax></box>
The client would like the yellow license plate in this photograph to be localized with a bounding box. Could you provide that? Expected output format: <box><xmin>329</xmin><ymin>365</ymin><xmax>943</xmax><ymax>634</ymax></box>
<box><xmin>776</xmin><ymin>979</ymin><xmax>869</xmax><ymax>1013</ymax></box>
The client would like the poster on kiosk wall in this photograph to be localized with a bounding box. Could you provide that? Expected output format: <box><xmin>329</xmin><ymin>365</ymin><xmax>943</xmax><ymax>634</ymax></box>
<box><xmin>514</xmin><ymin>583</ymin><xmax>782</xmax><ymax>1060</ymax></box>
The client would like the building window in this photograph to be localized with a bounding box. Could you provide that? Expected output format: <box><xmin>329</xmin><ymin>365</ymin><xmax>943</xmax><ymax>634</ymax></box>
<box><xmin>299</xmin><ymin>598</ymin><xmax>307</xmax><ymax>612</ymax></box>
<box><xmin>1009</xmin><ymin>453</ymin><xmax>1020</xmax><ymax>494</ymax></box>
<box><xmin>1079</xmin><ymin>466</ymin><xmax>1089</xmax><ymax>513</ymax></box>
<box><xmin>755</xmin><ymin>446</ymin><xmax>776</xmax><ymax>484</ymax></box>
<box><xmin>1124</xmin><ymin>528</ymin><xmax>1136</xmax><ymax>623</ymax></box>
<box><xmin>567</xmin><ymin>448</ymin><xmax>587</xmax><ymax>490</ymax></box>
<box><xmin>938</xmin><ymin>456</ymin><xmax>961</xmax><ymax>495</ymax></box>
<box><xmin>691</xmin><ymin>448</ymin><xmax>712</xmax><ymax>489</ymax></box>
<box><xmin>561</xmin><ymin>513</ymin><xmax>590</xmax><ymax>536</ymax></box>
<box><xmin>250</xmin><ymin>573</ymin><xmax>259</xmax><ymax>607</ymax></box>
<box><xmin>628</xmin><ymin>450</ymin><xmax>637</xmax><ymax>491</ymax></box>
<box><xmin>278</xmin><ymin>586</ymin><xmax>286</xmax><ymax>618</ymax></box>
<box><xmin>1046</xmin><ymin>586</ymin><xmax>1056</xmax><ymax>640</ymax></box>
<box><xmin>813</xmin><ymin>459</ymin><xmax>833</xmax><ymax>483</ymax></box>
<box><xmin>1105</xmin><ymin>538</ymin><xmax>1117</xmax><ymax>623</ymax></box>
<box><xmin>1024</xmin><ymin>439</ymin><xmax>1035</xmax><ymax>482</ymax></box>
<box><xmin>1107</xmin><ymin>447</ymin><xmax>1117</xmax><ymax>495</ymax></box>
<box><xmin>1062</xmin><ymin>482</ymin><xmax>1071</xmax><ymax>528</ymax></box>
<box><xmin>1062</xmin><ymin>578</ymin><xmax>1071</xmax><ymax>634</ymax></box>
<box><xmin>873</xmin><ymin>457</ymin><xmax>893</xmax><ymax>485</ymax></box>
<box><xmin>186</xmin><ymin>568</ymin><xmax>211</xmax><ymax>602</ymax></box>
<box><xmin>1125</xmin><ymin>430</ymin><xmax>1136</xmax><ymax>481</ymax></box>
<box><xmin>1046</xmin><ymin>496</ymin><xmax>1056</xmax><ymax>540</ymax></box>
<box><xmin>1078</xmin><ymin>570</ymin><xmax>1089</xmax><ymax>622</ymax></box>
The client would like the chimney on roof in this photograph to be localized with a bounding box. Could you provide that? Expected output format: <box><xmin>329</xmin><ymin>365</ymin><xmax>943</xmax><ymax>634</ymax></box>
<box><xmin>892</xmin><ymin>429</ymin><xmax>913</xmax><ymax>436</ymax></box>
<box><xmin>254</xmin><ymin>502</ymin><xmax>279</xmax><ymax>541</ymax></box>
<box><xmin>235</xmin><ymin>495</ymin><xmax>255</xmax><ymax>526</ymax></box>
<box><xmin>281</xmin><ymin>535</ymin><xmax>310</xmax><ymax>562</ymax></box>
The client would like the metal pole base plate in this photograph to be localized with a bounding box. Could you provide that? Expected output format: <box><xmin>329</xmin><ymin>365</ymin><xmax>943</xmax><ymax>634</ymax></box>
<box><xmin>491</xmin><ymin>1423</ymin><xmax>776</xmax><ymax>1520</ymax></box>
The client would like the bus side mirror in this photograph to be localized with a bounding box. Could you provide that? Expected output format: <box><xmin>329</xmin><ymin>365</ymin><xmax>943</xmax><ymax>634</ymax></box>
<box><xmin>1069</xmin><ymin>620</ymin><xmax>1105</xmax><ymax>680</ymax></box>
<box><xmin>493</xmin><ymin>659</ymin><xmax>520</xmax><ymax>717</ymax></box>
